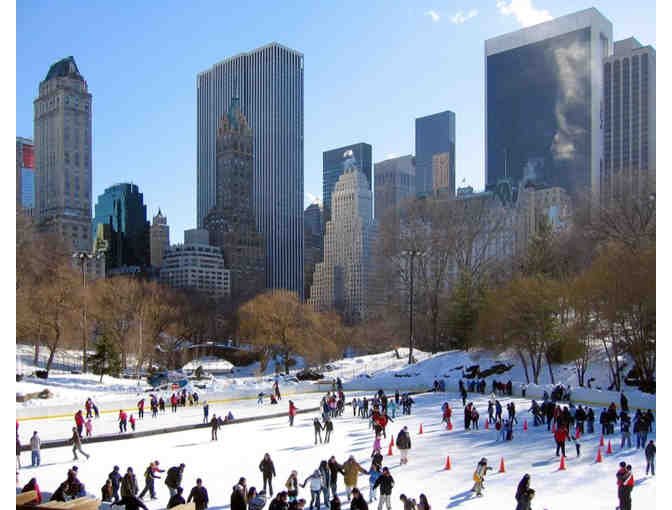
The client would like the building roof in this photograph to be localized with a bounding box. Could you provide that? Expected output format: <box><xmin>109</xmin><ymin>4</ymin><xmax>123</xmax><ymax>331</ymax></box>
<box><xmin>45</xmin><ymin>56</ymin><xmax>83</xmax><ymax>81</ymax></box>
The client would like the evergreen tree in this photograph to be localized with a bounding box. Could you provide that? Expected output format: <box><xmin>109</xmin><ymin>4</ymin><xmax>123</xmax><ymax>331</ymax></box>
<box><xmin>87</xmin><ymin>333</ymin><xmax>122</xmax><ymax>382</ymax></box>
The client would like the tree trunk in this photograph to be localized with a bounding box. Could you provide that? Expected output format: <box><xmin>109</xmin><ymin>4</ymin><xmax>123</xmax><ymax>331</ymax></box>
<box><xmin>517</xmin><ymin>350</ymin><xmax>530</xmax><ymax>383</ymax></box>
<box><xmin>46</xmin><ymin>346</ymin><xmax>56</xmax><ymax>374</ymax></box>
<box><xmin>545</xmin><ymin>352</ymin><xmax>556</xmax><ymax>384</ymax></box>
<box><xmin>33</xmin><ymin>340</ymin><xmax>40</xmax><ymax>366</ymax></box>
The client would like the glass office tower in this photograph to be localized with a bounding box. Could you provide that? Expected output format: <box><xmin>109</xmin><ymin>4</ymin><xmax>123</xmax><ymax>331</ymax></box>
<box><xmin>485</xmin><ymin>8</ymin><xmax>613</xmax><ymax>197</ymax></box>
<box><xmin>415</xmin><ymin>111</ymin><xmax>455</xmax><ymax>197</ymax></box>
<box><xmin>197</xmin><ymin>42</ymin><xmax>304</xmax><ymax>296</ymax></box>
<box><xmin>92</xmin><ymin>183</ymin><xmax>150</xmax><ymax>270</ymax></box>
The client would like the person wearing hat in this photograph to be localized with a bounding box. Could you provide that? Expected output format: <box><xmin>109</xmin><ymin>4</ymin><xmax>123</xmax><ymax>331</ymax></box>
<box><xmin>616</xmin><ymin>461</ymin><xmax>627</xmax><ymax>509</ymax></box>
<box><xmin>165</xmin><ymin>463</ymin><xmax>185</xmax><ymax>497</ymax></box>
<box><xmin>399</xmin><ymin>494</ymin><xmax>415</xmax><ymax>510</ymax></box>
<box><xmin>471</xmin><ymin>458</ymin><xmax>492</xmax><ymax>497</ymax></box>
<box><xmin>396</xmin><ymin>427</ymin><xmax>412</xmax><ymax>465</ymax></box>
<box><xmin>231</xmin><ymin>480</ymin><xmax>248</xmax><ymax>510</ymax></box>
<box><xmin>121</xmin><ymin>467</ymin><xmax>139</xmax><ymax>498</ymax></box>
<box><xmin>109</xmin><ymin>465</ymin><xmax>122</xmax><ymax>502</ymax></box>
<box><xmin>372</xmin><ymin>466</ymin><xmax>394</xmax><ymax>510</ymax></box>
<box><xmin>343</xmin><ymin>456</ymin><xmax>367</xmax><ymax>501</ymax></box>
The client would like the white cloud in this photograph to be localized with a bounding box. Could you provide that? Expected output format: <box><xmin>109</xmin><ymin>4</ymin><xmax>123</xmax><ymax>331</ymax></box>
<box><xmin>425</xmin><ymin>10</ymin><xmax>440</xmax><ymax>22</ymax></box>
<box><xmin>496</xmin><ymin>0</ymin><xmax>552</xmax><ymax>27</ymax></box>
<box><xmin>451</xmin><ymin>9</ymin><xmax>479</xmax><ymax>24</ymax></box>
<box><xmin>385</xmin><ymin>152</ymin><xmax>400</xmax><ymax>160</ymax></box>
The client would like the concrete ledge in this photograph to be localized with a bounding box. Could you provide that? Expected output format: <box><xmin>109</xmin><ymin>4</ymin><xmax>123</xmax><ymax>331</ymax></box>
<box><xmin>20</xmin><ymin>390</ymin><xmax>429</xmax><ymax>452</ymax></box>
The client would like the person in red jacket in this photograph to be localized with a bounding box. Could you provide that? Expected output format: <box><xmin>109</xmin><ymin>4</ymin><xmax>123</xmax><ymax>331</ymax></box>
<box><xmin>74</xmin><ymin>410</ymin><xmax>85</xmax><ymax>437</ymax></box>
<box><xmin>289</xmin><ymin>401</ymin><xmax>298</xmax><ymax>426</ymax></box>
<box><xmin>85</xmin><ymin>399</ymin><xmax>93</xmax><ymax>419</ymax></box>
<box><xmin>119</xmin><ymin>410</ymin><xmax>128</xmax><ymax>433</ymax></box>
<box><xmin>137</xmin><ymin>399</ymin><xmax>145</xmax><ymax>419</ymax></box>
<box><xmin>130</xmin><ymin>414</ymin><xmax>136</xmax><ymax>431</ymax></box>
<box><xmin>554</xmin><ymin>426</ymin><xmax>569</xmax><ymax>457</ymax></box>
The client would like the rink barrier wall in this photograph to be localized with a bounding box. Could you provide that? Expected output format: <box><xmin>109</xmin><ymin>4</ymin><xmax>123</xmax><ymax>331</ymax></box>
<box><xmin>18</xmin><ymin>390</ymin><xmax>428</xmax><ymax>452</ymax></box>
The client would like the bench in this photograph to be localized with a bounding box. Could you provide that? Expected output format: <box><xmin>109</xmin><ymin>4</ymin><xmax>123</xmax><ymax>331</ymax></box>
<box><xmin>16</xmin><ymin>490</ymin><xmax>38</xmax><ymax>505</ymax></box>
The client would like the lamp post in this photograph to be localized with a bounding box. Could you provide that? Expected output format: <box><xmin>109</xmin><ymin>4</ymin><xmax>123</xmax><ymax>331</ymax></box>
<box><xmin>72</xmin><ymin>251</ymin><xmax>100</xmax><ymax>373</ymax></box>
<box><xmin>403</xmin><ymin>250</ymin><xmax>423</xmax><ymax>365</ymax></box>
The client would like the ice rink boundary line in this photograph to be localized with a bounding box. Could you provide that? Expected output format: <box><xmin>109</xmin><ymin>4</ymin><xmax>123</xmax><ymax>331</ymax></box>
<box><xmin>18</xmin><ymin>390</ymin><xmax>429</xmax><ymax>452</ymax></box>
<box><xmin>15</xmin><ymin>386</ymin><xmax>431</xmax><ymax>422</ymax></box>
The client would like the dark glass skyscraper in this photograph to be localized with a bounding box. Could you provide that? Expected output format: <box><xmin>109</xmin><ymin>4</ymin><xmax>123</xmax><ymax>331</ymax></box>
<box><xmin>485</xmin><ymin>8</ymin><xmax>613</xmax><ymax>197</ymax></box>
<box><xmin>92</xmin><ymin>183</ymin><xmax>150</xmax><ymax>270</ymax></box>
<box><xmin>322</xmin><ymin>143</ymin><xmax>372</xmax><ymax>224</ymax></box>
<box><xmin>415</xmin><ymin>111</ymin><xmax>456</xmax><ymax>197</ymax></box>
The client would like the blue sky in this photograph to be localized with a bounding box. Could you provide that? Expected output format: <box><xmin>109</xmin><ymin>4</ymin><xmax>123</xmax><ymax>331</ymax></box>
<box><xmin>15</xmin><ymin>1</ymin><xmax>656</xmax><ymax>244</ymax></box>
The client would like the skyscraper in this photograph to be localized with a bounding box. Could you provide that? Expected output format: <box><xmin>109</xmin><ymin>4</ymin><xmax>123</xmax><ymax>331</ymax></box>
<box><xmin>16</xmin><ymin>137</ymin><xmax>35</xmax><ymax>211</ymax></box>
<box><xmin>204</xmin><ymin>96</ymin><xmax>265</xmax><ymax>299</ymax></box>
<box><xmin>92</xmin><ymin>183</ymin><xmax>150</xmax><ymax>271</ymax></box>
<box><xmin>150</xmin><ymin>208</ymin><xmax>170</xmax><ymax>268</ymax></box>
<box><xmin>303</xmin><ymin>202</ymin><xmax>323</xmax><ymax>299</ymax></box>
<box><xmin>34</xmin><ymin>56</ymin><xmax>93</xmax><ymax>252</ymax></box>
<box><xmin>602</xmin><ymin>37</ymin><xmax>656</xmax><ymax>201</ymax></box>
<box><xmin>485</xmin><ymin>8</ymin><xmax>613</xmax><ymax>197</ymax></box>
<box><xmin>415</xmin><ymin>111</ymin><xmax>455</xmax><ymax>197</ymax></box>
<box><xmin>323</xmin><ymin>143</ymin><xmax>372</xmax><ymax>223</ymax></box>
<box><xmin>373</xmin><ymin>155</ymin><xmax>415</xmax><ymax>218</ymax></box>
<box><xmin>432</xmin><ymin>152</ymin><xmax>455</xmax><ymax>197</ymax></box>
<box><xmin>197</xmin><ymin>43</ymin><xmax>304</xmax><ymax>296</ymax></box>
<box><xmin>310</xmin><ymin>152</ymin><xmax>378</xmax><ymax>323</ymax></box>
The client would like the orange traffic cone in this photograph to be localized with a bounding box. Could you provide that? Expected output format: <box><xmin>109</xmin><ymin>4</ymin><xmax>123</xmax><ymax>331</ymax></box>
<box><xmin>390</xmin><ymin>436</ymin><xmax>394</xmax><ymax>448</ymax></box>
<box><xmin>499</xmin><ymin>457</ymin><xmax>506</xmax><ymax>473</ymax></box>
<box><xmin>606</xmin><ymin>440</ymin><xmax>613</xmax><ymax>454</ymax></box>
<box><xmin>558</xmin><ymin>455</ymin><xmax>566</xmax><ymax>470</ymax></box>
<box><xmin>419</xmin><ymin>424</ymin><xmax>423</xmax><ymax>434</ymax></box>
<box><xmin>485</xmin><ymin>420</ymin><xmax>490</xmax><ymax>430</ymax></box>
<box><xmin>599</xmin><ymin>434</ymin><xmax>604</xmax><ymax>447</ymax></box>
<box><xmin>444</xmin><ymin>456</ymin><xmax>451</xmax><ymax>470</ymax></box>
<box><xmin>387</xmin><ymin>442</ymin><xmax>393</xmax><ymax>456</ymax></box>
<box><xmin>523</xmin><ymin>420</ymin><xmax>528</xmax><ymax>431</ymax></box>
<box><xmin>448</xmin><ymin>421</ymin><xmax>453</xmax><ymax>431</ymax></box>
<box><xmin>596</xmin><ymin>447</ymin><xmax>603</xmax><ymax>463</ymax></box>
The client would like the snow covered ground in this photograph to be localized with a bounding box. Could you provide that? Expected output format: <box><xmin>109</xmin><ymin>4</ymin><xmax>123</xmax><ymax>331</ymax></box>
<box><xmin>17</xmin><ymin>391</ymin><xmax>656</xmax><ymax>510</ymax></box>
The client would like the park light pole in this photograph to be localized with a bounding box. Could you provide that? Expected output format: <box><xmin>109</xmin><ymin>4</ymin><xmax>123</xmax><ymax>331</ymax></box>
<box><xmin>72</xmin><ymin>251</ymin><xmax>100</xmax><ymax>373</ymax></box>
<box><xmin>403</xmin><ymin>249</ymin><xmax>423</xmax><ymax>365</ymax></box>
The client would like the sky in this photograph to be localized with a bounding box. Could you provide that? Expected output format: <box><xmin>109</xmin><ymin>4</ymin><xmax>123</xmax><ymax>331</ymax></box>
<box><xmin>15</xmin><ymin>0</ymin><xmax>656</xmax><ymax>244</ymax></box>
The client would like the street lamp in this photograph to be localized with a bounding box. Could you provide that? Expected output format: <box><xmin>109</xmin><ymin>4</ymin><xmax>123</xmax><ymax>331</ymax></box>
<box><xmin>402</xmin><ymin>249</ymin><xmax>423</xmax><ymax>365</ymax></box>
<box><xmin>72</xmin><ymin>251</ymin><xmax>101</xmax><ymax>373</ymax></box>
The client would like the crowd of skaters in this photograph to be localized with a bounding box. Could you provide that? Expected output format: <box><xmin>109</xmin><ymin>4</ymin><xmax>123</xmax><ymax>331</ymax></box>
<box><xmin>17</xmin><ymin>376</ymin><xmax>656</xmax><ymax>510</ymax></box>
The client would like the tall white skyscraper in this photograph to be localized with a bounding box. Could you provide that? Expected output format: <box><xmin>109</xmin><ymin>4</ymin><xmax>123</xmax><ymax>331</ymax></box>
<box><xmin>309</xmin><ymin>152</ymin><xmax>377</xmax><ymax>323</ymax></box>
<box><xmin>485</xmin><ymin>8</ymin><xmax>613</xmax><ymax>198</ymax></box>
<box><xmin>197</xmin><ymin>43</ymin><xmax>304</xmax><ymax>296</ymax></box>
<box><xmin>34</xmin><ymin>56</ymin><xmax>93</xmax><ymax>252</ymax></box>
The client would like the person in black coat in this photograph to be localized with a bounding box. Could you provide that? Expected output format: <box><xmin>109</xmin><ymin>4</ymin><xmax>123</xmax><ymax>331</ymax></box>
<box><xmin>269</xmin><ymin>491</ymin><xmax>289</xmax><ymax>510</ymax></box>
<box><xmin>515</xmin><ymin>474</ymin><xmax>530</xmax><ymax>503</ymax></box>
<box><xmin>232</xmin><ymin>482</ymin><xmax>248</xmax><ymax>510</ymax></box>
<box><xmin>350</xmin><ymin>488</ymin><xmax>368</xmax><ymax>510</ymax></box>
<box><xmin>330</xmin><ymin>495</ymin><xmax>341</xmax><ymax>510</ymax></box>
<box><xmin>111</xmin><ymin>495</ymin><xmax>149</xmax><ymax>510</ymax></box>
<box><xmin>372</xmin><ymin>467</ymin><xmax>394</xmax><ymax>510</ymax></box>
<box><xmin>108</xmin><ymin>465</ymin><xmax>122</xmax><ymax>501</ymax></box>
<box><xmin>313</xmin><ymin>418</ymin><xmax>324</xmax><ymax>444</ymax></box>
<box><xmin>167</xmin><ymin>487</ymin><xmax>186</xmax><ymax>509</ymax></box>
<box><xmin>515</xmin><ymin>488</ymin><xmax>535</xmax><ymax>510</ymax></box>
<box><xmin>645</xmin><ymin>440</ymin><xmax>656</xmax><ymax>476</ymax></box>
<box><xmin>259</xmin><ymin>453</ymin><xmax>276</xmax><ymax>496</ymax></box>
<box><xmin>188</xmin><ymin>478</ymin><xmax>209</xmax><ymax>510</ymax></box>
<box><xmin>165</xmin><ymin>464</ymin><xmax>185</xmax><ymax>497</ymax></box>
<box><xmin>620</xmin><ymin>392</ymin><xmax>629</xmax><ymax>412</ymax></box>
